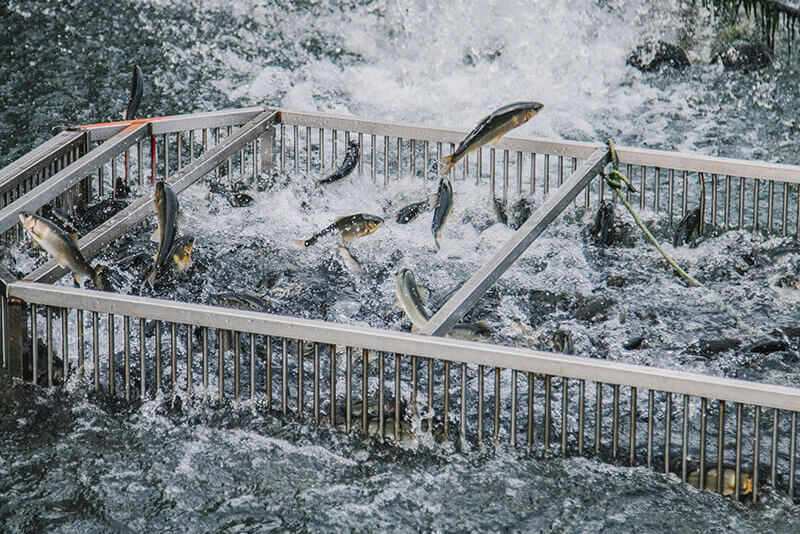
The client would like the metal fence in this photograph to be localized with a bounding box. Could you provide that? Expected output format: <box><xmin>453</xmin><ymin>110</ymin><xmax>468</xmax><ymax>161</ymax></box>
<box><xmin>2</xmin><ymin>107</ymin><xmax>800</xmax><ymax>505</ymax></box>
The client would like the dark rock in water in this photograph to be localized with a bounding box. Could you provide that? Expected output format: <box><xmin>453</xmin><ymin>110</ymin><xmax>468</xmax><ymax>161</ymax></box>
<box><xmin>715</xmin><ymin>40</ymin><xmax>770</xmax><ymax>71</ymax></box>
<box><xmin>627</xmin><ymin>41</ymin><xmax>690</xmax><ymax>72</ymax></box>
<box><xmin>550</xmin><ymin>328</ymin><xmax>574</xmax><ymax>354</ymax></box>
<box><xmin>744</xmin><ymin>337</ymin><xmax>790</xmax><ymax>355</ymax></box>
<box><xmin>606</xmin><ymin>275</ymin><xmax>627</xmax><ymax>288</ymax></box>
<box><xmin>227</xmin><ymin>192</ymin><xmax>254</xmax><ymax>207</ymax></box>
<box><xmin>673</xmin><ymin>207</ymin><xmax>702</xmax><ymax>247</ymax></box>
<box><xmin>114</xmin><ymin>176</ymin><xmax>131</xmax><ymax>198</ymax></box>
<box><xmin>686</xmin><ymin>338</ymin><xmax>741</xmax><ymax>357</ymax></box>
<box><xmin>493</xmin><ymin>198</ymin><xmax>508</xmax><ymax>226</ymax></box>
<box><xmin>575</xmin><ymin>295</ymin><xmax>616</xmax><ymax>323</ymax></box>
<box><xmin>590</xmin><ymin>201</ymin><xmax>616</xmax><ymax>246</ymax></box>
<box><xmin>624</xmin><ymin>336</ymin><xmax>645</xmax><ymax>350</ymax></box>
<box><xmin>774</xmin><ymin>326</ymin><xmax>800</xmax><ymax>341</ymax></box>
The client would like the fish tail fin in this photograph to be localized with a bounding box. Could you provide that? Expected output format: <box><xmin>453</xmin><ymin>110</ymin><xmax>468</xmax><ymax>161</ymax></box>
<box><xmin>441</xmin><ymin>154</ymin><xmax>455</xmax><ymax>176</ymax></box>
<box><xmin>74</xmin><ymin>273</ymin><xmax>87</xmax><ymax>288</ymax></box>
<box><xmin>173</xmin><ymin>253</ymin><xmax>192</xmax><ymax>271</ymax></box>
<box><xmin>91</xmin><ymin>264</ymin><xmax>105</xmax><ymax>289</ymax></box>
<box><xmin>293</xmin><ymin>238</ymin><xmax>310</xmax><ymax>248</ymax></box>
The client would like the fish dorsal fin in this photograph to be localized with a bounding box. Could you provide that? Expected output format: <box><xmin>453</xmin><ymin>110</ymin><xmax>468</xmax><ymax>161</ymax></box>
<box><xmin>176</xmin><ymin>210</ymin><xmax>186</xmax><ymax>228</ymax></box>
<box><xmin>69</xmin><ymin>233</ymin><xmax>79</xmax><ymax>246</ymax></box>
<box><xmin>150</xmin><ymin>227</ymin><xmax>161</xmax><ymax>242</ymax></box>
<box><xmin>334</xmin><ymin>215</ymin><xmax>349</xmax><ymax>223</ymax></box>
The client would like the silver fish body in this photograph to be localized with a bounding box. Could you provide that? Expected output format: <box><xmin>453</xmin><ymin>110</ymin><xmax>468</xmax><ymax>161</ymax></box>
<box><xmin>337</xmin><ymin>245</ymin><xmax>364</xmax><ymax>276</ymax></box>
<box><xmin>431</xmin><ymin>178</ymin><xmax>453</xmax><ymax>250</ymax></box>
<box><xmin>147</xmin><ymin>181</ymin><xmax>180</xmax><ymax>285</ymax></box>
<box><xmin>442</xmin><ymin>101</ymin><xmax>543</xmax><ymax>175</ymax></box>
<box><xmin>295</xmin><ymin>213</ymin><xmax>383</xmax><ymax>248</ymax></box>
<box><xmin>394</xmin><ymin>268</ymin><xmax>430</xmax><ymax>329</ymax></box>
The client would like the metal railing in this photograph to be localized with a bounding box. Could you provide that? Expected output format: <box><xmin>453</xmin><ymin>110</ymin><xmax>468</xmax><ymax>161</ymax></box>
<box><xmin>2</xmin><ymin>106</ymin><xmax>800</xmax><ymax>505</ymax></box>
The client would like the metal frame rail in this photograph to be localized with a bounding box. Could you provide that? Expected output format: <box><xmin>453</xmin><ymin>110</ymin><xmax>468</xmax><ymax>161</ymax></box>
<box><xmin>3</xmin><ymin>280</ymin><xmax>800</xmax><ymax>503</ymax></box>
<box><xmin>3</xmin><ymin>107</ymin><xmax>800</xmax><ymax>504</ymax></box>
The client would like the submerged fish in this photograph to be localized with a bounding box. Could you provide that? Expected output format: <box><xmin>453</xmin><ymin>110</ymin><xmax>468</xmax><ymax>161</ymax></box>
<box><xmin>395</xmin><ymin>268</ymin><xmax>431</xmax><ymax>329</ymax></box>
<box><xmin>673</xmin><ymin>207</ymin><xmax>702</xmax><ymax>247</ymax></box>
<box><xmin>227</xmin><ymin>192</ymin><xmax>254</xmax><ymax>207</ymax></box>
<box><xmin>493</xmin><ymin>197</ymin><xmax>508</xmax><ymax>226</ymax></box>
<box><xmin>591</xmin><ymin>200</ymin><xmax>615</xmax><ymax>246</ymax></box>
<box><xmin>431</xmin><ymin>178</ymin><xmax>453</xmax><ymax>250</ymax></box>
<box><xmin>294</xmin><ymin>213</ymin><xmax>383</xmax><ymax>248</ymax></box>
<box><xmin>687</xmin><ymin>467</ymin><xmax>754</xmax><ymax>497</ymax></box>
<box><xmin>317</xmin><ymin>141</ymin><xmax>359</xmax><ymax>185</ymax></box>
<box><xmin>124</xmin><ymin>64</ymin><xmax>144</xmax><ymax>121</ymax></box>
<box><xmin>211</xmin><ymin>292</ymin><xmax>270</xmax><ymax>312</ymax></box>
<box><xmin>337</xmin><ymin>245</ymin><xmax>364</xmax><ymax>276</ymax></box>
<box><xmin>395</xmin><ymin>200</ymin><xmax>429</xmax><ymax>224</ymax></box>
<box><xmin>446</xmin><ymin>321</ymin><xmax>491</xmax><ymax>341</ymax></box>
<box><xmin>441</xmin><ymin>101</ymin><xmax>544</xmax><ymax>175</ymax></box>
<box><xmin>19</xmin><ymin>212</ymin><xmax>104</xmax><ymax>288</ymax></box>
<box><xmin>146</xmin><ymin>181</ymin><xmax>182</xmax><ymax>286</ymax></box>
<box><xmin>170</xmin><ymin>235</ymin><xmax>195</xmax><ymax>272</ymax></box>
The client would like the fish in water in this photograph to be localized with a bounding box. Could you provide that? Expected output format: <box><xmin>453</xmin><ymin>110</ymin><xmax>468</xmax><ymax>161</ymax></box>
<box><xmin>395</xmin><ymin>200</ymin><xmax>429</xmax><ymax>224</ymax></box>
<box><xmin>337</xmin><ymin>245</ymin><xmax>363</xmax><ymax>276</ymax></box>
<box><xmin>493</xmin><ymin>197</ymin><xmax>508</xmax><ymax>226</ymax></box>
<box><xmin>687</xmin><ymin>467</ymin><xmax>754</xmax><ymax>497</ymax></box>
<box><xmin>124</xmin><ymin>65</ymin><xmax>144</xmax><ymax>121</ymax></box>
<box><xmin>317</xmin><ymin>141</ymin><xmax>359</xmax><ymax>186</ymax></box>
<box><xmin>294</xmin><ymin>213</ymin><xmax>383</xmax><ymax>248</ymax></box>
<box><xmin>673</xmin><ymin>207</ymin><xmax>702</xmax><ymax>247</ymax></box>
<box><xmin>211</xmin><ymin>292</ymin><xmax>270</xmax><ymax>311</ymax></box>
<box><xmin>39</xmin><ymin>204</ymin><xmax>79</xmax><ymax>235</ymax></box>
<box><xmin>146</xmin><ymin>181</ymin><xmax>182</xmax><ymax>286</ymax></box>
<box><xmin>394</xmin><ymin>268</ymin><xmax>431</xmax><ymax>329</ymax></box>
<box><xmin>446</xmin><ymin>321</ymin><xmax>491</xmax><ymax>341</ymax></box>
<box><xmin>591</xmin><ymin>200</ymin><xmax>615</xmax><ymax>246</ymax></box>
<box><xmin>19</xmin><ymin>212</ymin><xmax>104</xmax><ymax>288</ymax></box>
<box><xmin>170</xmin><ymin>235</ymin><xmax>195</xmax><ymax>272</ymax></box>
<box><xmin>431</xmin><ymin>177</ymin><xmax>453</xmax><ymax>250</ymax></box>
<box><xmin>227</xmin><ymin>192</ymin><xmax>254</xmax><ymax>207</ymax></box>
<box><xmin>441</xmin><ymin>101</ymin><xmax>544</xmax><ymax>175</ymax></box>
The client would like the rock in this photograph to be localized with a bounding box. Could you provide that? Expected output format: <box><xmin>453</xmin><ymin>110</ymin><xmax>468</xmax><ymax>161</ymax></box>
<box><xmin>744</xmin><ymin>337</ymin><xmax>790</xmax><ymax>355</ymax></box>
<box><xmin>715</xmin><ymin>40</ymin><xmax>770</xmax><ymax>71</ymax></box>
<box><xmin>627</xmin><ymin>41</ymin><xmax>690</xmax><ymax>72</ymax></box>
<box><xmin>606</xmin><ymin>275</ymin><xmax>627</xmax><ymax>288</ymax></box>
<box><xmin>575</xmin><ymin>295</ymin><xmax>616</xmax><ymax>323</ymax></box>
<box><xmin>624</xmin><ymin>336</ymin><xmax>646</xmax><ymax>350</ymax></box>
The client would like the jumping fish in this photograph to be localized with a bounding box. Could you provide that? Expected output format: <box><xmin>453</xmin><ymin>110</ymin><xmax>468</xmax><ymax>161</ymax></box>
<box><xmin>19</xmin><ymin>212</ymin><xmax>104</xmax><ymax>288</ymax></box>
<box><xmin>124</xmin><ymin>65</ymin><xmax>144</xmax><ymax>121</ymax></box>
<box><xmin>673</xmin><ymin>172</ymin><xmax>705</xmax><ymax>247</ymax></box>
<box><xmin>687</xmin><ymin>467</ymin><xmax>754</xmax><ymax>497</ymax></box>
<box><xmin>441</xmin><ymin>101</ymin><xmax>544</xmax><ymax>175</ymax></box>
<box><xmin>395</xmin><ymin>200</ymin><xmax>429</xmax><ymax>224</ymax></box>
<box><xmin>317</xmin><ymin>141</ymin><xmax>359</xmax><ymax>185</ymax></box>
<box><xmin>294</xmin><ymin>213</ymin><xmax>383</xmax><ymax>248</ymax></box>
<box><xmin>146</xmin><ymin>181</ymin><xmax>182</xmax><ymax>285</ymax></box>
<box><xmin>170</xmin><ymin>235</ymin><xmax>195</xmax><ymax>272</ymax></box>
<box><xmin>394</xmin><ymin>268</ymin><xmax>431</xmax><ymax>329</ymax></box>
<box><xmin>431</xmin><ymin>177</ymin><xmax>453</xmax><ymax>250</ymax></box>
<box><xmin>211</xmin><ymin>292</ymin><xmax>270</xmax><ymax>312</ymax></box>
<box><xmin>337</xmin><ymin>245</ymin><xmax>364</xmax><ymax>276</ymax></box>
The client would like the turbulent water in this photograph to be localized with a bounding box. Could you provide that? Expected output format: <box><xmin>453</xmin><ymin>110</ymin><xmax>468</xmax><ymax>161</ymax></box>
<box><xmin>3</xmin><ymin>0</ymin><xmax>800</xmax><ymax>531</ymax></box>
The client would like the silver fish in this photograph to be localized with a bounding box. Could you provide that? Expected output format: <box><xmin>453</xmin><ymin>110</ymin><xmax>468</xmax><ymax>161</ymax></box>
<box><xmin>394</xmin><ymin>268</ymin><xmax>431</xmax><ymax>330</ymax></box>
<box><xmin>442</xmin><ymin>101</ymin><xmax>543</xmax><ymax>175</ymax></box>
<box><xmin>146</xmin><ymin>181</ymin><xmax>182</xmax><ymax>286</ymax></box>
<box><xmin>337</xmin><ymin>245</ymin><xmax>364</xmax><ymax>276</ymax></box>
<box><xmin>294</xmin><ymin>213</ymin><xmax>383</xmax><ymax>248</ymax></box>
<box><xmin>431</xmin><ymin>177</ymin><xmax>453</xmax><ymax>250</ymax></box>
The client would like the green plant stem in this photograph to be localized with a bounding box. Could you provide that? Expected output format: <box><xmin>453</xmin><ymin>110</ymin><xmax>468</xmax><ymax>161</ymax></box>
<box><xmin>611</xmin><ymin>187</ymin><xmax>703</xmax><ymax>288</ymax></box>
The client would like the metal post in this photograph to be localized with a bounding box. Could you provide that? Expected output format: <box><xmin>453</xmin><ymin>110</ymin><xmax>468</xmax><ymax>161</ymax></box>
<box><xmin>261</xmin><ymin>127</ymin><xmax>275</xmax><ymax>173</ymax></box>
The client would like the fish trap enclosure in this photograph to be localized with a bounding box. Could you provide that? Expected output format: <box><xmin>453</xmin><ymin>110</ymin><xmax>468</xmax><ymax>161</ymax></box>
<box><xmin>2</xmin><ymin>107</ymin><xmax>800</xmax><ymax>504</ymax></box>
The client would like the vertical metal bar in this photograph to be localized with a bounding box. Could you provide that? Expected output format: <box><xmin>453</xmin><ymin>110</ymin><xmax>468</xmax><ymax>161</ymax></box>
<box><xmin>767</xmin><ymin>179</ymin><xmax>775</xmax><ymax>233</ymax></box>
<box><xmin>503</xmin><ymin>150</ymin><xmax>509</xmax><ymax>203</ymax></box>
<box><xmin>443</xmin><ymin>359</ymin><xmax>449</xmax><ymax>439</ymax></box>
<box><xmin>293</xmin><ymin>125</ymin><xmax>299</xmax><ymax>170</ymax></box>
<box><xmin>753</xmin><ymin>179</ymin><xmax>760</xmax><ymax>234</ymax></box>
<box><xmin>782</xmin><ymin>181</ymin><xmax>789</xmax><ymax>236</ymax></box>
<box><xmin>46</xmin><ymin>306</ymin><xmax>53</xmax><ymax>387</ymax></box>
<box><xmin>558</xmin><ymin>155</ymin><xmax>564</xmax><ymax>186</ymax></box>
<box><xmin>346</xmin><ymin>347</ymin><xmax>353</xmax><ymax>432</ymax></box>
<box><xmin>544</xmin><ymin>154</ymin><xmax>550</xmax><ymax>197</ymax></box>
<box><xmin>561</xmin><ymin>377</ymin><xmax>568</xmax><ymax>456</ymax></box>
<box><xmin>217</xmin><ymin>328</ymin><xmax>223</xmax><ymax>404</ymax></box>
<box><xmin>154</xmin><ymin>321</ymin><xmax>162</xmax><ymax>394</ymax></box>
<box><xmin>278</xmin><ymin>124</ymin><xmax>285</xmax><ymax>174</ymax></box>
<box><xmin>527</xmin><ymin>372</ymin><xmax>534</xmax><ymax>449</ymax></box>
<box><xmin>459</xmin><ymin>361</ymin><xmax>466</xmax><ymax>444</ymax></box>
<box><xmin>700</xmin><ymin>397</ymin><xmax>707</xmax><ymax>491</ymax></box>
<box><xmin>595</xmin><ymin>383</ymin><xmax>603</xmax><ymax>455</ymax></box>
<box><xmin>530</xmin><ymin>153</ymin><xmax>536</xmax><ymax>192</ymax></box>
<box><xmin>248</xmin><ymin>333</ymin><xmax>254</xmax><ymax>400</ymax></box>
<box><xmin>711</xmin><ymin>174</ymin><xmax>718</xmax><ymax>228</ymax></box>
<box><xmin>578</xmin><ymin>380</ymin><xmax>585</xmax><ymax>455</ymax></box>
<box><xmin>717</xmin><ymin>400</ymin><xmax>725</xmax><ymax>494</ymax></box>
<box><xmin>383</xmin><ymin>137</ymin><xmax>390</xmax><ymax>186</ymax></box>
<box><xmin>139</xmin><ymin>318</ymin><xmax>145</xmax><ymax>399</ymax></box>
<box><xmin>176</xmin><ymin>132</ymin><xmax>182</xmax><ymax>171</ymax></box>
<box><xmin>122</xmin><ymin>317</ymin><xmax>130</xmax><ymax>400</ymax></box>
<box><xmin>735</xmin><ymin>403</ymin><xmax>743</xmax><ymax>500</ymax></box>
<box><xmin>725</xmin><ymin>175</ymin><xmax>731</xmax><ymax>229</ymax></box>
<box><xmin>319</xmin><ymin>129</ymin><xmax>325</xmax><ymax>173</ymax></box>
<box><xmin>544</xmin><ymin>375</ymin><xmax>552</xmax><ymax>452</ymax></box>
<box><xmin>363</xmin><ymin>349</ymin><xmax>369</xmax><ymax>435</ymax></box>
<box><xmin>477</xmin><ymin>147</ymin><xmax>483</xmax><ymax>185</ymax></box>
<box><xmin>137</xmin><ymin>138</ymin><xmax>143</xmax><ymax>186</ymax></box>
<box><xmin>490</xmin><ymin>148</ymin><xmax>496</xmax><ymax>198</ymax></box>
<box><xmin>282</xmin><ymin>338</ymin><xmax>288</xmax><ymax>415</ymax></box>
<box><xmin>494</xmin><ymin>367</ymin><xmax>501</xmax><ymax>441</ymax></box>
<box><xmin>61</xmin><ymin>308</ymin><xmax>68</xmax><ymax>383</ymax></box>
<box><xmin>297</xmin><ymin>339</ymin><xmax>303</xmax><ymax>418</ymax></box>
<box><xmin>333</xmin><ymin>130</ymin><xmax>338</xmax><ymax>169</ymax></box>
<box><xmin>510</xmin><ymin>370</ymin><xmax>517</xmax><ymax>447</ymax></box>
<box><xmin>516</xmin><ymin>151</ymin><xmax>522</xmax><ymax>192</ymax></box>
<box><xmin>398</xmin><ymin>355</ymin><xmax>403</xmax><ymax>442</ymax></box>
<box><xmin>478</xmin><ymin>365</ymin><xmax>484</xmax><ymax>445</ymax></box>
<box><xmin>93</xmin><ymin>311</ymin><xmax>99</xmax><ymax>393</ymax></box>
<box><xmin>265</xmin><ymin>336</ymin><xmax>272</xmax><ymax>408</ymax></box>
<box><xmin>397</xmin><ymin>138</ymin><xmax>403</xmax><ymax>179</ymax></box>
<box><xmin>630</xmin><ymin>387</ymin><xmax>637</xmax><ymax>466</ymax></box>
<box><xmin>163</xmin><ymin>134</ymin><xmax>169</xmax><ymax>181</ymax></box>
<box><xmin>411</xmin><ymin>355</ymin><xmax>418</xmax><ymax>416</ymax></box>
<box><xmin>681</xmin><ymin>171</ymin><xmax>688</xmax><ymax>216</ymax></box>
<box><xmin>790</xmin><ymin>412</ymin><xmax>797</xmax><ymax>499</ymax></box>
<box><xmin>647</xmin><ymin>389</ymin><xmax>654</xmax><ymax>468</ymax></box>
<box><xmin>330</xmin><ymin>344</ymin><xmax>336</xmax><ymax>427</ymax></box>
<box><xmin>665</xmin><ymin>392</ymin><xmax>672</xmax><ymax>474</ymax></box>
<box><xmin>682</xmin><ymin>394</ymin><xmax>689</xmax><ymax>482</ymax></box>
<box><xmin>171</xmin><ymin>322</ymin><xmax>177</xmax><ymax>395</ymax></box>
<box><xmin>639</xmin><ymin>166</ymin><xmax>646</xmax><ymax>210</ymax></box>
<box><xmin>772</xmin><ymin>409</ymin><xmax>779</xmax><ymax>488</ymax></box>
<box><xmin>612</xmin><ymin>384</ymin><xmax>620</xmax><ymax>459</ymax></box>
<box><xmin>307</xmin><ymin>127</ymin><xmax>312</xmax><ymax>174</ymax></box>
<box><xmin>371</xmin><ymin>135</ymin><xmax>377</xmax><ymax>183</ymax></box>
<box><xmin>668</xmin><ymin>169</ymin><xmax>675</xmax><ymax>225</ymax></box>
<box><xmin>654</xmin><ymin>167</ymin><xmax>660</xmax><ymax>213</ymax></box>
<box><xmin>313</xmin><ymin>343</ymin><xmax>320</xmax><ymax>424</ymax></box>
<box><xmin>379</xmin><ymin>352</ymin><xmax>385</xmax><ymax>441</ymax></box>
<box><xmin>427</xmin><ymin>357</ymin><xmax>433</xmax><ymax>433</ymax></box>
<box><xmin>108</xmin><ymin>313</ymin><xmax>115</xmax><ymax>397</ymax></box>
<box><xmin>753</xmin><ymin>407</ymin><xmax>761</xmax><ymax>503</ymax></box>
<box><xmin>202</xmin><ymin>327</ymin><xmax>208</xmax><ymax>392</ymax></box>
<box><xmin>739</xmin><ymin>177</ymin><xmax>745</xmax><ymax>230</ymax></box>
